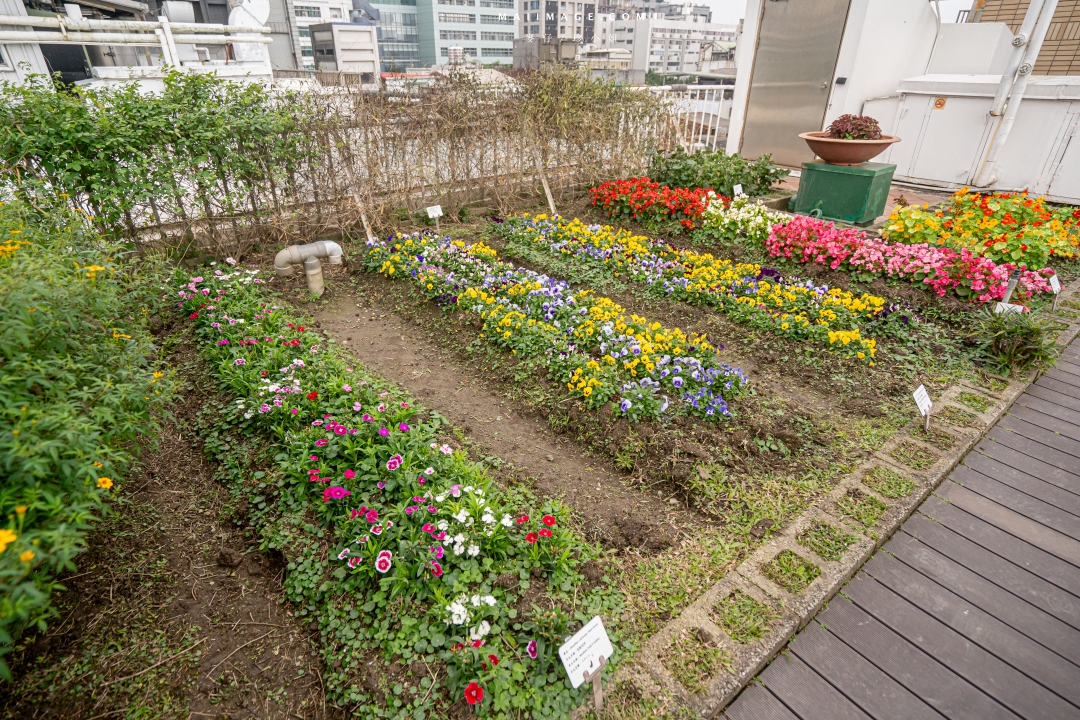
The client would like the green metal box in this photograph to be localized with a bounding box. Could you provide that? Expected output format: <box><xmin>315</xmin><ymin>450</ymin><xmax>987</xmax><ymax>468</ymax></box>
<box><xmin>790</xmin><ymin>161</ymin><xmax>896</xmax><ymax>226</ymax></box>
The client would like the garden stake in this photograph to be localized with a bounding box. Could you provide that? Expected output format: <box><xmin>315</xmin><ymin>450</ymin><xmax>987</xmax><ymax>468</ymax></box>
<box><xmin>1001</xmin><ymin>267</ymin><xmax>1022</xmax><ymax>305</ymax></box>
<box><xmin>583</xmin><ymin>655</ymin><xmax>607</xmax><ymax>712</ymax></box>
<box><xmin>925</xmin><ymin>402</ymin><xmax>931</xmax><ymax>432</ymax></box>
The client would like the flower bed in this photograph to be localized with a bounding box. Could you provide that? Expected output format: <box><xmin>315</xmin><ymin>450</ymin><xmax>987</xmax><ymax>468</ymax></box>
<box><xmin>698</xmin><ymin>193</ymin><xmax>789</xmax><ymax>246</ymax></box>
<box><xmin>176</xmin><ymin>266</ymin><xmax>618</xmax><ymax>716</ymax></box>
<box><xmin>0</xmin><ymin>201</ymin><xmax>171</xmax><ymax>678</ymax></box>
<box><xmin>363</xmin><ymin>233</ymin><xmax>748</xmax><ymax>419</ymax></box>
<box><xmin>589</xmin><ymin>177</ymin><xmax>726</xmax><ymax>230</ymax></box>
<box><xmin>497</xmin><ymin>215</ymin><xmax>886</xmax><ymax>365</ymax></box>
<box><xmin>881</xmin><ymin>188</ymin><xmax>1080</xmax><ymax>268</ymax></box>
<box><xmin>769</xmin><ymin>215</ymin><xmax>1054</xmax><ymax>304</ymax></box>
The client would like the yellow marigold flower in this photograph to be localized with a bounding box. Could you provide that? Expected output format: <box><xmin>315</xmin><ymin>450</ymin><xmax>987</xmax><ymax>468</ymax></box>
<box><xmin>97</xmin><ymin>477</ymin><xmax>114</xmax><ymax>489</ymax></box>
<box><xmin>0</xmin><ymin>529</ymin><xmax>15</xmax><ymax>553</ymax></box>
<box><xmin>20</xmin><ymin>550</ymin><xmax>34</xmax><ymax>563</ymax></box>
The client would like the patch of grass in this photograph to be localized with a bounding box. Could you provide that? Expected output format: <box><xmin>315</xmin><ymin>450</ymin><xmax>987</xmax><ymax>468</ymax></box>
<box><xmin>890</xmin><ymin>440</ymin><xmax>938</xmax><ymax>470</ymax></box>
<box><xmin>937</xmin><ymin>405</ymin><xmax>980</xmax><ymax>428</ymax></box>
<box><xmin>836</xmin><ymin>489</ymin><xmax>888</xmax><ymax>529</ymax></box>
<box><xmin>863</xmin><ymin>467</ymin><xmax>916</xmax><ymax>499</ymax></box>
<box><xmin>616</xmin><ymin>531</ymin><xmax>743</xmax><ymax>646</ymax></box>
<box><xmin>711</xmin><ymin>590</ymin><xmax>779</xmax><ymax>644</ymax></box>
<box><xmin>762</xmin><ymin>550</ymin><xmax>820</xmax><ymax>595</ymax></box>
<box><xmin>957</xmin><ymin>391</ymin><xmax>992</xmax><ymax>413</ymax></box>
<box><xmin>660</xmin><ymin>628</ymin><xmax>730</xmax><ymax>695</ymax></box>
<box><xmin>978</xmin><ymin>374</ymin><xmax>1009</xmax><ymax>393</ymax></box>
<box><xmin>910</xmin><ymin>425</ymin><xmax>958</xmax><ymax>451</ymax></box>
<box><xmin>797</xmin><ymin>520</ymin><xmax>857</xmax><ymax>562</ymax></box>
<box><xmin>581</xmin><ymin>678</ymin><xmax>698</xmax><ymax>720</ymax></box>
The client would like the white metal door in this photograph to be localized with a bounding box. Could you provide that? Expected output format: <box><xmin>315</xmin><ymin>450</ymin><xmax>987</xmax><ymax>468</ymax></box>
<box><xmin>740</xmin><ymin>0</ymin><xmax>853</xmax><ymax>166</ymax></box>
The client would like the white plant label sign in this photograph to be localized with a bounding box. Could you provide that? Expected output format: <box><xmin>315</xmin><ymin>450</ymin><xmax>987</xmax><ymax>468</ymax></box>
<box><xmin>913</xmin><ymin>385</ymin><xmax>932</xmax><ymax>417</ymax></box>
<box><xmin>1050</xmin><ymin>274</ymin><xmax>1062</xmax><ymax>294</ymax></box>
<box><xmin>995</xmin><ymin>302</ymin><xmax>1024</xmax><ymax>315</ymax></box>
<box><xmin>426</xmin><ymin>205</ymin><xmax>443</xmax><ymax>219</ymax></box>
<box><xmin>559</xmin><ymin>616</ymin><xmax>613</xmax><ymax>689</ymax></box>
<box><xmin>733</xmin><ymin>183</ymin><xmax>744</xmax><ymax>197</ymax></box>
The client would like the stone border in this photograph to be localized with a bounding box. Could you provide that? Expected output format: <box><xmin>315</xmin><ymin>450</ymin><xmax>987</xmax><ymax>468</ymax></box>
<box><xmin>615</xmin><ymin>276</ymin><xmax>1080</xmax><ymax>718</ymax></box>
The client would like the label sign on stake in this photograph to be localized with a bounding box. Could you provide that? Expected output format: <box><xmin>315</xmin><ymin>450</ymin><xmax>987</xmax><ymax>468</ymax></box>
<box><xmin>913</xmin><ymin>384</ymin><xmax>932</xmax><ymax>431</ymax></box>
<box><xmin>1050</xmin><ymin>274</ymin><xmax>1062</xmax><ymax>311</ymax></box>
<box><xmin>995</xmin><ymin>302</ymin><xmax>1024</xmax><ymax>315</ymax></box>
<box><xmin>733</xmin><ymin>183</ymin><xmax>744</xmax><ymax>197</ymax></box>
<box><xmin>426</xmin><ymin>204</ymin><xmax>443</xmax><ymax>231</ymax></box>
<box><xmin>559</xmin><ymin>616</ymin><xmax>613</xmax><ymax>690</ymax></box>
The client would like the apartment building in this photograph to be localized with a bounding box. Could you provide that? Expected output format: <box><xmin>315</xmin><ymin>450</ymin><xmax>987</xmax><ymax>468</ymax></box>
<box><xmin>968</xmin><ymin>0</ymin><xmax>1080</xmax><ymax>74</ymax></box>
<box><xmin>601</xmin><ymin>7</ymin><xmax>734</xmax><ymax>77</ymax></box>
<box><xmin>371</xmin><ymin>0</ymin><xmax>515</xmax><ymax>70</ymax></box>
<box><xmin>518</xmin><ymin>0</ymin><xmax>597</xmax><ymax>42</ymax></box>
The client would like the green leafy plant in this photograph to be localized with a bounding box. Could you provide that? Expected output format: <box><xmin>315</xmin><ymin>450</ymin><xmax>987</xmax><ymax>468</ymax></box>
<box><xmin>966</xmin><ymin>307</ymin><xmax>1059</xmax><ymax>376</ymax></box>
<box><xmin>0</xmin><ymin>201</ymin><xmax>172</xmax><ymax>679</ymax></box>
<box><xmin>649</xmin><ymin>148</ymin><xmax>788</xmax><ymax>198</ymax></box>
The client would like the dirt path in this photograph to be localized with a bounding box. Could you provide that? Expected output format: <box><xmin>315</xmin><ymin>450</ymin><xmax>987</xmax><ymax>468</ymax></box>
<box><xmin>311</xmin><ymin>288</ymin><xmax>695</xmax><ymax>550</ymax></box>
<box><xmin>1</xmin><ymin>347</ymin><xmax>334</xmax><ymax>720</ymax></box>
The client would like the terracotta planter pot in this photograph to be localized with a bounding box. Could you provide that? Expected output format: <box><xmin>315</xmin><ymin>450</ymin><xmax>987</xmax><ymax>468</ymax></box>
<box><xmin>799</xmin><ymin>132</ymin><xmax>900</xmax><ymax>165</ymax></box>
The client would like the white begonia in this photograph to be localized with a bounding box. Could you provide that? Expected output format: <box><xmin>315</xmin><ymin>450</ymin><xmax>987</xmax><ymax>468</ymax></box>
<box><xmin>467</xmin><ymin>545</ymin><xmax>480</xmax><ymax>557</ymax></box>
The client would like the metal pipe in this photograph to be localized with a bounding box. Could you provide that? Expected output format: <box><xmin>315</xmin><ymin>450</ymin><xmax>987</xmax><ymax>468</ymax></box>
<box><xmin>274</xmin><ymin>240</ymin><xmax>343</xmax><ymax>296</ymax></box>
<box><xmin>988</xmin><ymin>0</ymin><xmax>1045</xmax><ymax>116</ymax></box>
<box><xmin>0</xmin><ymin>14</ymin><xmax>270</xmax><ymax>34</ymax></box>
<box><xmin>0</xmin><ymin>29</ymin><xmax>271</xmax><ymax>44</ymax></box>
<box><xmin>974</xmin><ymin>0</ymin><xmax>1059</xmax><ymax>188</ymax></box>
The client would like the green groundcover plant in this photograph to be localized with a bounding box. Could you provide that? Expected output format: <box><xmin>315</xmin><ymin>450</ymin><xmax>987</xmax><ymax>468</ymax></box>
<box><xmin>649</xmin><ymin>148</ymin><xmax>789</xmax><ymax>198</ymax></box>
<box><xmin>176</xmin><ymin>265</ymin><xmax>621</xmax><ymax>716</ymax></box>
<box><xmin>0</xmin><ymin>201</ymin><xmax>172</xmax><ymax>679</ymax></box>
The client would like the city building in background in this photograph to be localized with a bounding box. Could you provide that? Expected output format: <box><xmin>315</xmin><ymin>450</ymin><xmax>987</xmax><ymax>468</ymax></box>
<box><xmin>518</xmin><ymin>0</ymin><xmax>596</xmax><ymax>42</ymax></box>
<box><xmin>966</xmin><ymin>0</ymin><xmax>1080</xmax><ymax>74</ymax></box>
<box><xmin>309</xmin><ymin>20</ymin><xmax>380</xmax><ymax>77</ymax></box>
<box><xmin>600</xmin><ymin>5</ymin><xmax>735</xmax><ymax>79</ymax></box>
<box><xmin>371</xmin><ymin>0</ymin><xmax>515</xmax><ymax>71</ymax></box>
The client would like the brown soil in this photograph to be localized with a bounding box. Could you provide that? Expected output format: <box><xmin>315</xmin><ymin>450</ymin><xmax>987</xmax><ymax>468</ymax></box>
<box><xmin>304</xmin><ymin>281</ymin><xmax>691</xmax><ymax>551</ymax></box>
<box><xmin>0</xmin><ymin>346</ymin><xmax>336</xmax><ymax>720</ymax></box>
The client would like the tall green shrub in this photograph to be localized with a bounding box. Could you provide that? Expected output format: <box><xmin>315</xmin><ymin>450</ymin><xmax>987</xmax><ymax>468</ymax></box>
<box><xmin>0</xmin><ymin>73</ymin><xmax>312</xmax><ymax>238</ymax></box>
<box><xmin>0</xmin><ymin>200</ymin><xmax>171</xmax><ymax>678</ymax></box>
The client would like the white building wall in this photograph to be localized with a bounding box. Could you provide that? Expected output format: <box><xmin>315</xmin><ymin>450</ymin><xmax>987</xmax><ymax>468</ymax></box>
<box><xmin>294</xmin><ymin>0</ymin><xmax>354</xmax><ymax>67</ymax></box>
<box><xmin>605</xmin><ymin>13</ymin><xmax>734</xmax><ymax>76</ymax></box>
<box><xmin>0</xmin><ymin>0</ymin><xmax>50</xmax><ymax>84</ymax></box>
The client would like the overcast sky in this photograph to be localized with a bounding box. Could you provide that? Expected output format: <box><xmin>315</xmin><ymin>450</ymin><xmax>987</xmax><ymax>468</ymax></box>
<box><xmin>703</xmin><ymin>0</ymin><xmax>976</xmax><ymax>26</ymax></box>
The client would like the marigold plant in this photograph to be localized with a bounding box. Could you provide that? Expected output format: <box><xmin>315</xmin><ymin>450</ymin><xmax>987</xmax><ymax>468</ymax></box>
<box><xmin>882</xmin><ymin>188</ymin><xmax>1079</xmax><ymax>268</ymax></box>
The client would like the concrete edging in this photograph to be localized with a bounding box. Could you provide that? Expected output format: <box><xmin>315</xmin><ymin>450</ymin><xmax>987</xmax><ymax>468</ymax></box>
<box><xmin>614</xmin><ymin>276</ymin><xmax>1080</xmax><ymax>718</ymax></box>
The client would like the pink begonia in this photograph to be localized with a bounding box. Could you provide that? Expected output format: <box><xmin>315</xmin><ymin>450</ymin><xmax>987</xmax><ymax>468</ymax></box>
<box><xmin>767</xmin><ymin>216</ymin><xmax>1053</xmax><ymax>304</ymax></box>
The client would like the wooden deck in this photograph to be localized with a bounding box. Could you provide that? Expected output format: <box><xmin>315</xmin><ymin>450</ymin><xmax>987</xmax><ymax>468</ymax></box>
<box><xmin>724</xmin><ymin>344</ymin><xmax>1080</xmax><ymax>720</ymax></box>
